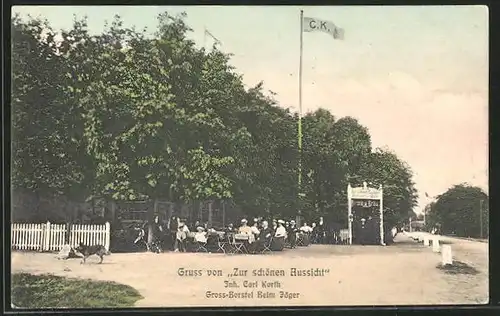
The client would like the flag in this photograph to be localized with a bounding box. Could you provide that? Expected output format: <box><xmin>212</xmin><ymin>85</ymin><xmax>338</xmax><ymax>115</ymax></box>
<box><xmin>303</xmin><ymin>16</ymin><xmax>344</xmax><ymax>40</ymax></box>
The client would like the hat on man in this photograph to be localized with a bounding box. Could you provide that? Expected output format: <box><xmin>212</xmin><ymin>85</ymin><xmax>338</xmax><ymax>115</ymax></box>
<box><xmin>290</xmin><ymin>220</ymin><xmax>296</xmax><ymax>224</ymax></box>
<box><xmin>278</xmin><ymin>219</ymin><xmax>285</xmax><ymax>224</ymax></box>
<box><xmin>241</xmin><ymin>218</ymin><xmax>248</xmax><ymax>223</ymax></box>
<box><xmin>253</xmin><ymin>218</ymin><xmax>258</xmax><ymax>222</ymax></box>
<box><xmin>197</xmin><ymin>226</ymin><xmax>205</xmax><ymax>232</ymax></box>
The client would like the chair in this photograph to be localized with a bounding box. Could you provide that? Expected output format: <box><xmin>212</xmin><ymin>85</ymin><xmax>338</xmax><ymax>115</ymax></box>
<box><xmin>215</xmin><ymin>233</ymin><xmax>227</xmax><ymax>254</ymax></box>
<box><xmin>297</xmin><ymin>233</ymin><xmax>305</xmax><ymax>246</ymax></box>
<box><xmin>224</xmin><ymin>234</ymin><xmax>235</xmax><ymax>254</ymax></box>
<box><xmin>194</xmin><ymin>240</ymin><xmax>208</xmax><ymax>252</ymax></box>
<box><xmin>284</xmin><ymin>237</ymin><xmax>292</xmax><ymax>249</ymax></box>
<box><xmin>303</xmin><ymin>233</ymin><xmax>311</xmax><ymax>246</ymax></box>
<box><xmin>261</xmin><ymin>237</ymin><xmax>273</xmax><ymax>254</ymax></box>
<box><xmin>230</xmin><ymin>234</ymin><xmax>248</xmax><ymax>254</ymax></box>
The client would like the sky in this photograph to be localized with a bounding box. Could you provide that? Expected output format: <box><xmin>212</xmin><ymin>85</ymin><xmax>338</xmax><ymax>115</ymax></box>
<box><xmin>12</xmin><ymin>5</ymin><xmax>489</xmax><ymax>214</ymax></box>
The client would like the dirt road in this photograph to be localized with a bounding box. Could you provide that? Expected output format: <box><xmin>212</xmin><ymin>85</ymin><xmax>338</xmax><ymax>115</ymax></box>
<box><xmin>11</xmin><ymin>234</ymin><xmax>488</xmax><ymax>307</ymax></box>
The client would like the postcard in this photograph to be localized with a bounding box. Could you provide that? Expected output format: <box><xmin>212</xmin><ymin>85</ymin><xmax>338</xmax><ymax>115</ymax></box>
<box><xmin>10</xmin><ymin>5</ymin><xmax>488</xmax><ymax>309</ymax></box>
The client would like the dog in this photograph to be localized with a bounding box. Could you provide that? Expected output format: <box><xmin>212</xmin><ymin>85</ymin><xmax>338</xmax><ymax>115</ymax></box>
<box><xmin>74</xmin><ymin>242</ymin><xmax>111</xmax><ymax>264</ymax></box>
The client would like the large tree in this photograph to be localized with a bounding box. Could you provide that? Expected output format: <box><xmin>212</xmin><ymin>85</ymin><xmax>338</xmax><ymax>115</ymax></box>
<box><xmin>358</xmin><ymin>148</ymin><xmax>419</xmax><ymax>229</ymax></box>
<box><xmin>12</xmin><ymin>11</ymin><xmax>420</xmax><ymax>237</ymax></box>
<box><xmin>426</xmin><ymin>184</ymin><xmax>488</xmax><ymax>238</ymax></box>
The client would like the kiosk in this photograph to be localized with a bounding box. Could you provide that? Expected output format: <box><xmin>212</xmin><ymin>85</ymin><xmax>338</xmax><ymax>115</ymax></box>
<box><xmin>347</xmin><ymin>182</ymin><xmax>385</xmax><ymax>246</ymax></box>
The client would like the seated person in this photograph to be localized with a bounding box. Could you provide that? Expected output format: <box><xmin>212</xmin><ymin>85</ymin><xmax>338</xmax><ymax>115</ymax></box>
<box><xmin>254</xmin><ymin>220</ymin><xmax>273</xmax><ymax>251</ymax></box>
<box><xmin>194</xmin><ymin>226</ymin><xmax>208</xmax><ymax>243</ymax></box>
<box><xmin>287</xmin><ymin>220</ymin><xmax>299</xmax><ymax>248</ymax></box>
<box><xmin>274</xmin><ymin>220</ymin><xmax>287</xmax><ymax>238</ymax></box>
<box><xmin>300</xmin><ymin>222</ymin><xmax>312</xmax><ymax>233</ymax></box>
<box><xmin>272</xmin><ymin>220</ymin><xmax>287</xmax><ymax>251</ymax></box>
<box><xmin>299</xmin><ymin>222</ymin><xmax>312</xmax><ymax>245</ymax></box>
<box><xmin>238</xmin><ymin>219</ymin><xmax>252</xmax><ymax>235</ymax></box>
<box><xmin>251</xmin><ymin>219</ymin><xmax>260</xmax><ymax>237</ymax></box>
<box><xmin>236</xmin><ymin>218</ymin><xmax>255</xmax><ymax>246</ymax></box>
<box><xmin>206</xmin><ymin>227</ymin><xmax>221</xmax><ymax>251</ymax></box>
<box><xmin>247</xmin><ymin>219</ymin><xmax>261</xmax><ymax>252</ymax></box>
<box><xmin>175</xmin><ymin>220</ymin><xmax>190</xmax><ymax>252</ymax></box>
<box><xmin>224</xmin><ymin>223</ymin><xmax>236</xmax><ymax>234</ymax></box>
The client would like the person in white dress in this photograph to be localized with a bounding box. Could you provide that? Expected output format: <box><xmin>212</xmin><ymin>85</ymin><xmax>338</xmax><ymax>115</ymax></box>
<box><xmin>175</xmin><ymin>220</ymin><xmax>190</xmax><ymax>252</ymax></box>
<box><xmin>194</xmin><ymin>227</ymin><xmax>208</xmax><ymax>243</ymax></box>
<box><xmin>275</xmin><ymin>220</ymin><xmax>287</xmax><ymax>238</ymax></box>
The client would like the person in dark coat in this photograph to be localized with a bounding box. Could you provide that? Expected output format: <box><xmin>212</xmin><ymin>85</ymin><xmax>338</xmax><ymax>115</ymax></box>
<box><xmin>330</xmin><ymin>222</ymin><xmax>341</xmax><ymax>244</ymax></box>
<box><xmin>310</xmin><ymin>222</ymin><xmax>318</xmax><ymax>243</ymax></box>
<box><xmin>359</xmin><ymin>218</ymin><xmax>368</xmax><ymax>245</ymax></box>
<box><xmin>153</xmin><ymin>216</ymin><xmax>164</xmax><ymax>249</ymax></box>
<box><xmin>317</xmin><ymin>217</ymin><xmax>326</xmax><ymax>244</ymax></box>
<box><xmin>168</xmin><ymin>216</ymin><xmax>179</xmax><ymax>251</ymax></box>
<box><xmin>366</xmin><ymin>215</ymin><xmax>378</xmax><ymax>245</ymax></box>
<box><xmin>254</xmin><ymin>220</ymin><xmax>273</xmax><ymax>252</ymax></box>
<box><xmin>224</xmin><ymin>223</ymin><xmax>236</xmax><ymax>234</ymax></box>
<box><xmin>287</xmin><ymin>220</ymin><xmax>299</xmax><ymax>248</ymax></box>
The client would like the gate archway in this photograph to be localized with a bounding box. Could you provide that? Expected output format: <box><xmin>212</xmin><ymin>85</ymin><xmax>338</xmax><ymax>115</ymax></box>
<box><xmin>347</xmin><ymin>182</ymin><xmax>385</xmax><ymax>246</ymax></box>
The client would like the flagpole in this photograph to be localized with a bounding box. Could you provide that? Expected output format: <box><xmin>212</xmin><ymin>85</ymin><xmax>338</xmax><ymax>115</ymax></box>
<box><xmin>298</xmin><ymin>10</ymin><xmax>304</xmax><ymax>210</ymax></box>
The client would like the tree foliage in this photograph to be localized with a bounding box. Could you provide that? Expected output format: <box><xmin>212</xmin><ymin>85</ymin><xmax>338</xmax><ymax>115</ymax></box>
<box><xmin>12</xmin><ymin>12</ymin><xmax>419</xmax><ymax>227</ymax></box>
<box><xmin>426</xmin><ymin>184</ymin><xmax>488</xmax><ymax>238</ymax></box>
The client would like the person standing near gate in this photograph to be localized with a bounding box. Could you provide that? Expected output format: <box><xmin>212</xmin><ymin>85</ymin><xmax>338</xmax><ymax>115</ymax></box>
<box><xmin>366</xmin><ymin>215</ymin><xmax>377</xmax><ymax>245</ymax></box>
<box><xmin>359</xmin><ymin>218</ymin><xmax>367</xmax><ymax>245</ymax></box>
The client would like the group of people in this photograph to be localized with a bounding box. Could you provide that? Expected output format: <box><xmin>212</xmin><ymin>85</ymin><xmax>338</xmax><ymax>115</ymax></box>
<box><xmin>223</xmin><ymin>216</ymin><xmax>331</xmax><ymax>249</ymax></box>
<box><xmin>138</xmin><ymin>214</ymin><xmax>343</xmax><ymax>253</ymax></box>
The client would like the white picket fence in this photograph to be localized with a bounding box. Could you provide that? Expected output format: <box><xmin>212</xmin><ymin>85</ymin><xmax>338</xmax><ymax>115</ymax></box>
<box><xmin>339</xmin><ymin>229</ymin><xmax>349</xmax><ymax>243</ymax></box>
<box><xmin>11</xmin><ymin>222</ymin><xmax>110</xmax><ymax>252</ymax></box>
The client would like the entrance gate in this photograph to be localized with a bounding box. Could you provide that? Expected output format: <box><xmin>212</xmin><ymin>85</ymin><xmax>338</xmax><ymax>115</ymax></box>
<box><xmin>347</xmin><ymin>182</ymin><xmax>385</xmax><ymax>246</ymax></box>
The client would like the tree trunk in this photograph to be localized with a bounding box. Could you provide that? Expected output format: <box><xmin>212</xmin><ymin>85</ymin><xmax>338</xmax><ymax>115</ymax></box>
<box><xmin>147</xmin><ymin>200</ymin><xmax>157</xmax><ymax>246</ymax></box>
<box><xmin>222</xmin><ymin>201</ymin><xmax>226</xmax><ymax>227</ymax></box>
<box><xmin>208</xmin><ymin>200</ymin><xmax>213</xmax><ymax>228</ymax></box>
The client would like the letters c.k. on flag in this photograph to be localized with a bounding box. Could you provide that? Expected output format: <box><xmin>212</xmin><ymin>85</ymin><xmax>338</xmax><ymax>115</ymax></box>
<box><xmin>303</xmin><ymin>16</ymin><xmax>344</xmax><ymax>40</ymax></box>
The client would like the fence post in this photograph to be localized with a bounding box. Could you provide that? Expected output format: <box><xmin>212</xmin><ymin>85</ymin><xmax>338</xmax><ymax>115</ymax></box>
<box><xmin>65</xmin><ymin>222</ymin><xmax>71</xmax><ymax>244</ymax></box>
<box><xmin>432</xmin><ymin>237</ymin><xmax>440</xmax><ymax>252</ymax></box>
<box><xmin>222</xmin><ymin>201</ymin><xmax>226</xmax><ymax>228</ymax></box>
<box><xmin>43</xmin><ymin>221</ymin><xmax>51</xmax><ymax>251</ymax></box>
<box><xmin>441</xmin><ymin>245</ymin><xmax>453</xmax><ymax>265</ymax></box>
<box><xmin>423</xmin><ymin>237</ymin><xmax>429</xmax><ymax>246</ymax></box>
<box><xmin>104</xmin><ymin>222</ymin><xmax>111</xmax><ymax>251</ymax></box>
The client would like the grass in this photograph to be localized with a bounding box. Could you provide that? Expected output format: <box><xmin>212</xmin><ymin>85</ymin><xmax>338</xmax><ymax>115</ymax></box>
<box><xmin>437</xmin><ymin>261</ymin><xmax>480</xmax><ymax>275</ymax></box>
<box><xmin>12</xmin><ymin>273</ymin><xmax>143</xmax><ymax>309</ymax></box>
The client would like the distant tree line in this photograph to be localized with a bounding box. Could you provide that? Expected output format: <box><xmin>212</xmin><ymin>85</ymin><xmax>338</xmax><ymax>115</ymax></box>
<box><xmin>11</xmin><ymin>12</ymin><xmax>419</xmax><ymax>228</ymax></box>
<box><xmin>425</xmin><ymin>184</ymin><xmax>488</xmax><ymax>239</ymax></box>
